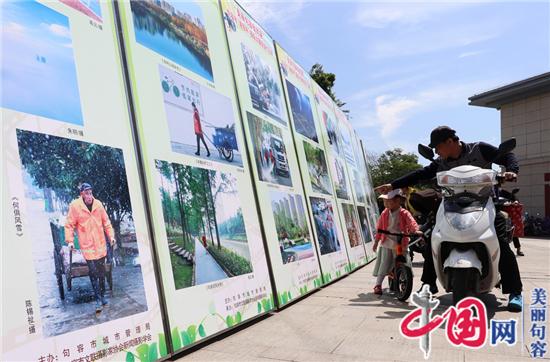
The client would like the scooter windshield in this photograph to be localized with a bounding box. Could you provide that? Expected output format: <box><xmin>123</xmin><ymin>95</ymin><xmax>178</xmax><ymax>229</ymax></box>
<box><xmin>437</xmin><ymin>167</ymin><xmax>496</xmax><ymax>195</ymax></box>
<box><xmin>445</xmin><ymin>210</ymin><xmax>484</xmax><ymax>231</ymax></box>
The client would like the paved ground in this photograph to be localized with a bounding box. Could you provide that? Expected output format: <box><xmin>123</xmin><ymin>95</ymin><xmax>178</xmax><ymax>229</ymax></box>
<box><xmin>178</xmin><ymin>237</ymin><xmax>549</xmax><ymax>361</ymax></box>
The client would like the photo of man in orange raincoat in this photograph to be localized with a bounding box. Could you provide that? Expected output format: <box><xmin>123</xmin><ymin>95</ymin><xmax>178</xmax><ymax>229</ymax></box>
<box><xmin>65</xmin><ymin>182</ymin><xmax>115</xmax><ymax>312</ymax></box>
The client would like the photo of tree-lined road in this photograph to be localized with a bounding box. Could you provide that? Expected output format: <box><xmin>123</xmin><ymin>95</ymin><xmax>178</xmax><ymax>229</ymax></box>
<box><xmin>155</xmin><ymin>160</ymin><xmax>252</xmax><ymax>290</ymax></box>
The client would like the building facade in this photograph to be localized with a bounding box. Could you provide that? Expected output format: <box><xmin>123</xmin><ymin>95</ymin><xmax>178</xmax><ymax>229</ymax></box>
<box><xmin>469</xmin><ymin>72</ymin><xmax>550</xmax><ymax>218</ymax></box>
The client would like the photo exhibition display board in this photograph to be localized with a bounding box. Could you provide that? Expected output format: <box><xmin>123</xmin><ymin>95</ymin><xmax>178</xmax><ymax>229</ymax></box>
<box><xmin>318</xmin><ymin>100</ymin><xmax>368</xmax><ymax>271</ymax></box>
<box><xmin>221</xmin><ymin>0</ymin><xmax>323</xmax><ymax>307</ymax></box>
<box><xmin>276</xmin><ymin>49</ymin><xmax>351</xmax><ymax>283</ymax></box>
<box><xmin>360</xmin><ymin>138</ymin><xmax>382</xmax><ymax>258</ymax></box>
<box><xmin>117</xmin><ymin>0</ymin><xmax>273</xmax><ymax>352</ymax></box>
<box><xmin>349</xmin><ymin>130</ymin><xmax>377</xmax><ymax>261</ymax></box>
<box><xmin>1</xmin><ymin>1</ymin><xmax>165</xmax><ymax>361</ymax></box>
<box><xmin>2</xmin><ymin>0</ymin><xmax>381</xmax><ymax>358</ymax></box>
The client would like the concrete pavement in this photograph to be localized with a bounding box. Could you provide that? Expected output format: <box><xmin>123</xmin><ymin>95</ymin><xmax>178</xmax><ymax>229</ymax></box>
<box><xmin>178</xmin><ymin>237</ymin><xmax>549</xmax><ymax>361</ymax></box>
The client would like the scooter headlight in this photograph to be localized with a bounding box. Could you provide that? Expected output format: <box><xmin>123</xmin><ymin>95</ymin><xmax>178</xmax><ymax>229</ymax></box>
<box><xmin>445</xmin><ymin>211</ymin><xmax>483</xmax><ymax>231</ymax></box>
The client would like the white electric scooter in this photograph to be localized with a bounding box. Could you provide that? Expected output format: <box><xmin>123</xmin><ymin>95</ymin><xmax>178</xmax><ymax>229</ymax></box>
<box><xmin>417</xmin><ymin>139</ymin><xmax>516</xmax><ymax>304</ymax></box>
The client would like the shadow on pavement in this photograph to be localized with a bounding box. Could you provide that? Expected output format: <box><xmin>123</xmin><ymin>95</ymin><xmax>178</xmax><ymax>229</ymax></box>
<box><xmin>348</xmin><ymin>291</ymin><xmax>416</xmax><ymax>320</ymax></box>
<box><xmin>348</xmin><ymin>288</ymin><xmax>510</xmax><ymax>324</ymax></box>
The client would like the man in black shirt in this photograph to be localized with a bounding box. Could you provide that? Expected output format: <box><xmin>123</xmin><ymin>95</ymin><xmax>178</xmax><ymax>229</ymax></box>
<box><xmin>375</xmin><ymin>126</ymin><xmax>523</xmax><ymax>311</ymax></box>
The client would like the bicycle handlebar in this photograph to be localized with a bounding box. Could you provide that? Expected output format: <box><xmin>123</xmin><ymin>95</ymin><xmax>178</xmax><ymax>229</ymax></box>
<box><xmin>377</xmin><ymin>229</ymin><xmax>424</xmax><ymax>238</ymax></box>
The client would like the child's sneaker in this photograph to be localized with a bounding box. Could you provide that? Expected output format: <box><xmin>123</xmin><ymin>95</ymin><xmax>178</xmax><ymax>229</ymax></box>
<box><xmin>374</xmin><ymin>285</ymin><xmax>382</xmax><ymax>295</ymax></box>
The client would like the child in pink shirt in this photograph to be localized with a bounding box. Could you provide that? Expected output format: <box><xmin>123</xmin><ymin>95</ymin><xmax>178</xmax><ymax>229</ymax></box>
<box><xmin>372</xmin><ymin>189</ymin><xmax>420</xmax><ymax>295</ymax></box>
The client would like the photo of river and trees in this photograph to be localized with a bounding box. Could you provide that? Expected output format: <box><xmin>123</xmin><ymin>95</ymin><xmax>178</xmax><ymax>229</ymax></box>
<box><xmin>130</xmin><ymin>0</ymin><xmax>214</xmax><ymax>82</ymax></box>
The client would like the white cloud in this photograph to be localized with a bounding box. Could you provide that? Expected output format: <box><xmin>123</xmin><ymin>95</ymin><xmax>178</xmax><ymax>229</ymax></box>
<box><xmin>353</xmin><ymin>2</ymin><xmax>508</xmax><ymax>59</ymax></box>
<box><xmin>374</xmin><ymin>95</ymin><xmax>419</xmax><ymax>138</ymax></box>
<box><xmin>346</xmin><ymin>70</ymin><xmax>439</xmax><ymax>103</ymax></box>
<box><xmin>351</xmin><ymin>78</ymin><xmax>503</xmax><ymax>143</ymax></box>
<box><xmin>353</xmin><ymin>2</ymin><xmax>467</xmax><ymax>29</ymax></box>
<box><xmin>3</xmin><ymin>21</ymin><xmax>26</xmax><ymax>35</ymax></box>
<box><xmin>459</xmin><ymin>50</ymin><xmax>487</xmax><ymax>58</ymax></box>
<box><xmin>368</xmin><ymin>26</ymin><xmax>500</xmax><ymax>59</ymax></box>
<box><xmin>239</xmin><ymin>0</ymin><xmax>308</xmax><ymax>30</ymax></box>
<box><xmin>239</xmin><ymin>0</ymin><xmax>311</xmax><ymax>46</ymax></box>
<box><xmin>43</xmin><ymin>23</ymin><xmax>71</xmax><ymax>38</ymax></box>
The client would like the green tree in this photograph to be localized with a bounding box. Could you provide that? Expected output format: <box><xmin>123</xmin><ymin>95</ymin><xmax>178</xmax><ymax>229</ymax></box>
<box><xmin>309</xmin><ymin>63</ymin><xmax>348</xmax><ymax>113</ymax></box>
<box><xmin>16</xmin><ymin>130</ymin><xmax>132</xmax><ymax>244</ymax></box>
<box><xmin>369</xmin><ymin>148</ymin><xmax>425</xmax><ymax>188</ymax></box>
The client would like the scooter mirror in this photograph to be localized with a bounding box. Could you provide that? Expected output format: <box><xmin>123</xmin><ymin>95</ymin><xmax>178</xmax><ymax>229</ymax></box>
<box><xmin>418</xmin><ymin>143</ymin><xmax>435</xmax><ymax>161</ymax></box>
<box><xmin>498</xmin><ymin>138</ymin><xmax>516</xmax><ymax>154</ymax></box>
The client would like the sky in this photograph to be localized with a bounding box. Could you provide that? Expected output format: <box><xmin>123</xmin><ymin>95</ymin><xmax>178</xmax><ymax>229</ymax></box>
<box><xmin>240</xmin><ymin>0</ymin><xmax>549</xmax><ymax>164</ymax></box>
<box><xmin>1</xmin><ymin>1</ymin><xmax>83</xmax><ymax>125</ymax></box>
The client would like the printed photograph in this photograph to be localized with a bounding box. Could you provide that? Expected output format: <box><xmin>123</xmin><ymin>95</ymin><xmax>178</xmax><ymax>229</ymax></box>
<box><xmin>331</xmin><ymin>157</ymin><xmax>349</xmax><ymax>200</ymax></box>
<box><xmin>241</xmin><ymin>42</ymin><xmax>285</xmax><ymax>125</ymax></box>
<box><xmin>130</xmin><ymin>0</ymin><xmax>213</xmax><ymax>82</ymax></box>
<box><xmin>357</xmin><ymin>205</ymin><xmax>372</xmax><ymax>244</ymax></box>
<box><xmin>368</xmin><ymin>207</ymin><xmax>379</xmax><ymax>238</ymax></box>
<box><xmin>310</xmin><ymin>197</ymin><xmax>341</xmax><ymax>255</ymax></box>
<box><xmin>352</xmin><ymin>169</ymin><xmax>367</xmax><ymax>204</ymax></box>
<box><xmin>60</xmin><ymin>0</ymin><xmax>102</xmax><ymax>22</ymax></box>
<box><xmin>16</xmin><ymin>129</ymin><xmax>147</xmax><ymax>337</ymax></box>
<box><xmin>2</xmin><ymin>1</ymin><xmax>83</xmax><ymax>125</ymax></box>
<box><xmin>155</xmin><ymin>161</ymin><xmax>252</xmax><ymax>289</ymax></box>
<box><xmin>340</xmin><ymin>123</ymin><xmax>356</xmax><ymax>166</ymax></box>
<box><xmin>247</xmin><ymin>112</ymin><xmax>293</xmax><ymax>187</ymax></box>
<box><xmin>303</xmin><ymin>141</ymin><xmax>332</xmax><ymax>195</ymax></box>
<box><xmin>270</xmin><ymin>191</ymin><xmax>314</xmax><ymax>264</ymax></box>
<box><xmin>323</xmin><ymin>111</ymin><xmax>344</xmax><ymax>158</ymax></box>
<box><xmin>286</xmin><ymin>80</ymin><xmax>318</xmax><ymax>142</ymax></box>
<box><xmin>160</xmin><ymin>65</ymin><xmax>242</xmax><ymax>166</ymax></box>
<box><xmin>342</xmin><ymin>203</ymin><xmax>362</xmax><ymax>247</ymax></box>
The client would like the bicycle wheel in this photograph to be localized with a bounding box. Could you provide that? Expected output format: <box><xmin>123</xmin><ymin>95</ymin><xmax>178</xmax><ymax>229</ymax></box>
<box><xmin>395</xmin><ymin>264</ymin><xmax>413</xmax><ymax>301</ymax></box>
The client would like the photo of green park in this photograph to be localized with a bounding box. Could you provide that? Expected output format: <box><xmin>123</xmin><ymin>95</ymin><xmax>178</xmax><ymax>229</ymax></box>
<box><xmin>270</xmin><ymin>191</ymin><xmax>314</xmax><ymax>264</ymax></box>
<box><xmin>155</xmin><ymin>160</ymin><xmax>252</xmax><ymax>290</ymax></box>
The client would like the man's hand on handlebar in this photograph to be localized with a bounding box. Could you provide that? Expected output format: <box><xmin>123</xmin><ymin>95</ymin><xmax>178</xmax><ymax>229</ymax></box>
<box><xmin>504</xmin><ymin>172</ymin><xmax>517</xmax><ymax>182</ymax></box>
<box><xmin>374</xmin><ymin>184</ymin><xmax>393</xmax><ymax>194</ymax></box>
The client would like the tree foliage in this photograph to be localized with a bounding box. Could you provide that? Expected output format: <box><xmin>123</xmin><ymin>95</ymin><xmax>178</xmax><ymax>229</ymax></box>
<box><xmin>155</xmin><ymin>161</ymin><xmax>247</xmax><ymax>250</ymax></box>
<box><xmin>16</xmin><ymin>130</ymin><xmax>132</xmax><ymax>240</ymax></box>
<box><xmin>309</xmin><ymin>63</ymin><xmax>348</xmax><ymax>113</ymax></box>
<box><xmin>368</xmin><ymin>148</ymin><xmax>424</xmax><ymax>188</ymax></box>
<box><xmin>273</xmin><ymin>212</ymin><xmax>308</xmax><ymax>241</ymax></box>
<box><xmin>218</xmin><ymin>209</ymin><xmax>245</xmax><ymax>239</ymax></box>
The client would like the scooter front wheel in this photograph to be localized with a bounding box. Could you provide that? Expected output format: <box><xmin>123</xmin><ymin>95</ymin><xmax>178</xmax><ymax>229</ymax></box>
<box><xmin>450</xmin><ymin>268</ymin><xmax>480</xmax><ymax>305</ymax></box>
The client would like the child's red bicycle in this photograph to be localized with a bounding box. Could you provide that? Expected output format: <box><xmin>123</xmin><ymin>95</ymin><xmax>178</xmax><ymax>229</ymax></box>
<box><xmin>377</xmin><ymin>229</ymin><xmax>425</xmax><ymax>301</ymax></box>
